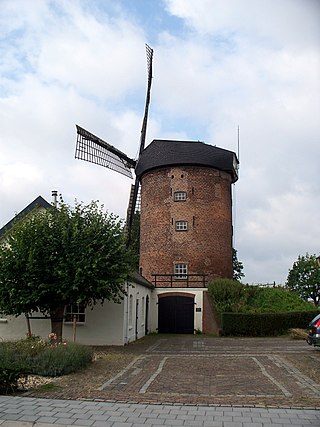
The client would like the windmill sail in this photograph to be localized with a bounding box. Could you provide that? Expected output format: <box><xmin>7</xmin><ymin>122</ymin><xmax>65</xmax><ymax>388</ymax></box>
<box><xmin>75</xmin><ymin>125</ymin><xmax>135</xmax><ymax>178</ymax></box>
<box><xmin>127</xmin><ymin>44</ymin><xmax>154</xmax><ymax>242</ymax></box>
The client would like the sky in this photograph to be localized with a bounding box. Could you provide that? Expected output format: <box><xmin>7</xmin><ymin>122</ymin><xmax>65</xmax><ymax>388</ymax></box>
<box><xmin>0</xmin><ymin>0</ymin><xmax>319</xmax><ymax>284</ymax></box>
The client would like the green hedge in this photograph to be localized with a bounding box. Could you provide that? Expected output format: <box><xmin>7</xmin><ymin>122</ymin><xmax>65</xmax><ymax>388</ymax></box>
<box><xmin>221</xmin><ymin>310</ymin><xmax>319</xmax><ymax>336</ymax></box>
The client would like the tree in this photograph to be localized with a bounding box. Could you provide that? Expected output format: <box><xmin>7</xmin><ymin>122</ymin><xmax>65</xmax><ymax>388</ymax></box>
<box><xmin>233</xmin><ymin>248</ymin><xmax>245</xmax><ymax>281</ymax></box>
<box><xmin>0</xmin><ymin>200</ymin><xmax>134</xmax><ymax>339</ymax></box>
<box><xmin>286</xmin><ymin>253</ymin><xmax>320</xmax><ymax>306</ymax></box>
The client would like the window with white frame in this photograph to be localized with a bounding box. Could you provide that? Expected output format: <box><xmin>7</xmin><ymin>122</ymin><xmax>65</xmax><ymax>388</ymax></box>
<box><xmin>175</xmin><ymin>220</ymin><xmax>188</xmax><ymax>231</ymax></box>
<box><xmin>174</xmin><ymin>263</ymin><xmax>188</xmax><ymax>279</ymax></box>
<box><xmin>174</xmin><ymin>191</ymin><xmax>187</xmax><ymax>201</ymax></box>
<box><xmin>65</xmin><ymin>304</ymin><xmax>86</xmax><ymax>323</ymax></box>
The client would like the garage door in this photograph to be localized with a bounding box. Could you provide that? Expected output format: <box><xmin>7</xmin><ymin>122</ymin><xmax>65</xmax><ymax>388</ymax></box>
<box><xmin>158</xmin><ymin>295</ymin><xmax>194</xmax><ymax>334</ymax></box>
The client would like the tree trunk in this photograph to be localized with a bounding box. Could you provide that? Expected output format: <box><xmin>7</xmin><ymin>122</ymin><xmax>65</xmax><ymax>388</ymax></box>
<box><xmin>50</xmin><ymin>305</ymin><xmax>65</xmax><ymax>341</ymax></box>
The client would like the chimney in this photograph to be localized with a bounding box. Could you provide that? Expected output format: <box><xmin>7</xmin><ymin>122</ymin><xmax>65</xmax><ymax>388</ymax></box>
<box><xmin>52</xmin><ymin>190</ymin><xmax>58</xmax><ymax>208</ymax></box>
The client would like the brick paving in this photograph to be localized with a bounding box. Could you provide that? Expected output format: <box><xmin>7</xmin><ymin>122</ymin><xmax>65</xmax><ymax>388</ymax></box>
<box><xmin>1</xmin><ymin>336</ymin><xmax>319</xmax><ymax>426</ymax></box>
<box><xmin>88</xmin><ymin>336</ymin><xmax>320</xmax><ymax>408</ymax></box>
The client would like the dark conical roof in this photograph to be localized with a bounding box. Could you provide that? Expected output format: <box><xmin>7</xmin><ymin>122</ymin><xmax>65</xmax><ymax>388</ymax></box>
<box><xmin>135</xmin><ymin>139</ymin><xmax>239</xmax><ymax>182</ymax></box>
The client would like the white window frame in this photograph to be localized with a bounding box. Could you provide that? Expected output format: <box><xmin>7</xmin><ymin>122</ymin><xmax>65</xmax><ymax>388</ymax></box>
<box><xmin>175</xmin><ymin>220</ymin><xmax>188</xmax><ymax>231</ymax></box>
<box><xmin>65</xmin><ymin>304</ymin><xmax>86</xmax><ymax>323</ymax></box>
<box><xmin>174</xmin><ymin>191</ymin><xmax>187</xmax><ymax>201</ymax></box>
<box><xmin>174</xmin><ymin>263</ymin><xmax>188</xmax><ymax>279</ymax></box>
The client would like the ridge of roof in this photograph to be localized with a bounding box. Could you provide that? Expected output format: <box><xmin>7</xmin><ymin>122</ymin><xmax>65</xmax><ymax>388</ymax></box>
<box><xmin>0</xmin><ymin>195</ymin><xmax>52</xmax><ymax>238</ymax></box>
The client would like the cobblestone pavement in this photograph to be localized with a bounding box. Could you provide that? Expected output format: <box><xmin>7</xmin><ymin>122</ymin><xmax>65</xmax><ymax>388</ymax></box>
<box><xmin>82</xmin><ymin>337</ymin><xmax>320</xmax><ymax>408</ymax></box>
<box><xmin>1</xmin><ymin>336</ymin><xmax>320</xmax><ymax>426</ymax></box>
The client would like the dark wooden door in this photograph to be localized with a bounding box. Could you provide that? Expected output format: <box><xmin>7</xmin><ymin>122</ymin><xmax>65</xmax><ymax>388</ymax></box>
<box><xmin>158</xmin><ymin>295</ymin><xmax>194</xmax><ymax>334</ymax></box>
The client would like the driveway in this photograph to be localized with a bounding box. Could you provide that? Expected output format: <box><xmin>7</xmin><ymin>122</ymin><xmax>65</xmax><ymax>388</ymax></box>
<box><xmin>26</xmin><ymin>335</ymin><xmax>320</xmax><ymax>408</ymax></box>
<box><xmin>95</xmin><ymin>336</ymin><xmax>320</xmax><ymax>408</ymax></box>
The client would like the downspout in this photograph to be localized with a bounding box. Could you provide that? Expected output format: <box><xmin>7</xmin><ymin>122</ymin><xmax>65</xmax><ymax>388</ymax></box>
<box><xmin>124</xmin><ymin>281</ymin><xmax>129</xmax><ymax>345</ymax></box>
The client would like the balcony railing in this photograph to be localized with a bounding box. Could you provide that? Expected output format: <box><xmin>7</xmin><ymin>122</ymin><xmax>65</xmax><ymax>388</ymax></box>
<box><xmin>152</xmin><ymin>274</ymin><xmax>208</xmax><ymax>288</ymax></box>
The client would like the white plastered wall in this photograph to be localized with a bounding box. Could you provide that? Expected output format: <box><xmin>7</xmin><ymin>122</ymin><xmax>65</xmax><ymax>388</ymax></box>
<box><xmin>0</xmin><ymin>280</ymin><xmax>154</xmax><ymax>346</ymax></box>
<box><xmin>124</xmin><ymin>281</ymin><xmax>154</xmax><ymax>344</ymax></box>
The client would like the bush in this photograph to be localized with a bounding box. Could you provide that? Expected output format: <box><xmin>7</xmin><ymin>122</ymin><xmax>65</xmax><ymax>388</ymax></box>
<box><xmin>0</xmin><ymin>342</ymin><xmax>30</xmax><ymax>393</ymax></box>
<box><xmin>31</xmin><ymin>342</ymin><xmax>93</xmax><ymax>376</ymax></box>
<box><xmin>208</xmin><ymin>279</ymin><xmax>316</xmax><ymax>315</ymax></box>
<box><xmin>0</xmin><ymin>337</ymin><xmax>93</xmax><ymax>393</ymax></box>
<box><xmin>207</xmin><ymin>278</ymin><xmax>248</xmax><ymax>313</ymax></box>
<box><xmin>221</xmin><ymin>310</ymin><xmax>319</xmax><ymax>336</ymax></box>
<box><xmin>242</xmin><ymin>287</ymin><xmax>317</xmax><ymax>313</ymax></box>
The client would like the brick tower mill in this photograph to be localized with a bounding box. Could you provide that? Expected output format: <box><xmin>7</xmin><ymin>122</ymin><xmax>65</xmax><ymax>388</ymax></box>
<box><xmin>135</xmin><ymin>139</ymin><xmax>239</xmax><ymax>334</ymax></box>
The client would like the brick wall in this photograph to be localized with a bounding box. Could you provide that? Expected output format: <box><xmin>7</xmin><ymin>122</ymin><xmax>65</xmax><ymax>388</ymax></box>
<box><xmin>139</xmin><ymin>165</ymin><xmax>233</xmax><ymax>284</ymax></box>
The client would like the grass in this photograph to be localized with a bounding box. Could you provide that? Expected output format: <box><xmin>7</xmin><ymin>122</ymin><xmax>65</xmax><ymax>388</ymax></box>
<box><xmin>36</xmin><ymin>383</ymin><xmax>62</xmax><ymax>392</ymax></box>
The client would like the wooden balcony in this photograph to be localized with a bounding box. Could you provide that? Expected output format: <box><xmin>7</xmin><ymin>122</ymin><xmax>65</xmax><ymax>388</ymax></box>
<box><xmin>152</xmin><ymin>274</ymin><xmax>208</xmax><ymax>288</ymax></box>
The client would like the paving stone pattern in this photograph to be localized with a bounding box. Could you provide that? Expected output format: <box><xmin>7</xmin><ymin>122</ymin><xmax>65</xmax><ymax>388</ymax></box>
<box><xmin>93</xmin><ymin>337</ymin><xmax>320</xmax><ymax>407</ymax></box>
<box><xmin>0</xmin><ymin>396</ymin><xmax>319</xmax><ymax>427</ymax></box>
<box><xmin>1</xmin><ymin>336</ymin><xmax>320</xmax><ymax>426</ymax></box>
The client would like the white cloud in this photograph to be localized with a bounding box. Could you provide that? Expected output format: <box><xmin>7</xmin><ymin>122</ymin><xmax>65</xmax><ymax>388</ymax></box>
<box><xmin>0</xmin><ymin>0</ymin><xmax>319</xmax><ymax>284</ymax></box>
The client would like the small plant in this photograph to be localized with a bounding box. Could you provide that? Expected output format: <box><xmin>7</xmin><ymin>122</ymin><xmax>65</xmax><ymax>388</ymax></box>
<box><xmin>0</xmin><ymin>343</ymin><xmax>30</xmax><ymax>393</ymax></box>
<box><xmin>31</xmin><ymin>342</ymin><xmax>93</xmax><ymax>376</ymax></box>
<box><xmin>0</xmin><ymin>337</ymin><xmax>93</xmax><ymax>393</ymax></box>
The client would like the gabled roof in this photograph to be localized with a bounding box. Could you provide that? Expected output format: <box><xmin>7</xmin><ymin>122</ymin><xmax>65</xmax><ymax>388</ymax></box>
<box><xmin>135</xmin><ymin>139</ymin><xmax>239</xmax><ymax>183</ymax></box>
<box><xmin>0</xmin><ymin>196</ymin><xmax>52</xmax><ymax>238</ymax></box>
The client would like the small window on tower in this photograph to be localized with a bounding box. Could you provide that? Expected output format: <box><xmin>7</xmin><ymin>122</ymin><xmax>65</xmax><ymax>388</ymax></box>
<box><xmin>174</xmin><ymin>191</ymin><xmax>187</xmax><ymax>201</ymax></box>
<box><xmin>174</xmin><ymin>263</ymin><xmax>188</xmax><ymax>279</ymax></box>
<box><xmin>175</xmin><ymin>221</ymin><xmax>188</xmax><ymax>231</ymax></box>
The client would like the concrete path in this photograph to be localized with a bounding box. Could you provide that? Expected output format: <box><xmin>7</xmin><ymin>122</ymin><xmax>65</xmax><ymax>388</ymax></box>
<box><xmin>0</xmin><ymin>395</ymin><xmax>319</xmax><ymax>427</ymax></box>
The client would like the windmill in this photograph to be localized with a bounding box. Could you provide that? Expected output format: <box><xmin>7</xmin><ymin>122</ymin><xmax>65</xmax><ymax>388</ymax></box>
<box><xmin>75</xmin><ymin>44</ymin><xmax>153</xmax><ymax>242</ymax></box>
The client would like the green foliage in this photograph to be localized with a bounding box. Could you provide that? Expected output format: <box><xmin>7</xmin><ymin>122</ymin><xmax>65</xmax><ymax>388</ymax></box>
<box><xmin>207</xmin><ymin>278</ymin><xmax>251</xmax><ymax>313</ymax></box>
<box><xmin>0</xmin><ymin>337</ymin><xmax>93</xmax><ymax>392</ymax></box>
<box><xmin>221</xmin><ymin>310</ymin><xmax>319</xmax><ymax>336</ymax></box>
<box><xmin>208</xmin><ymin>279</ymin><xmax>316</xmax><ymax>315</ymax></box>
<box><xmin>0</xmin><ymin>341</ymin><xmax>30</xmax><ymax>392</ymax></box>
<box><xmin>232</xmin><ymin>248</ymin><xmax>245</xmax><ymax>280</ymax></box>
<box><xmin>243</xmin><ymin>286</ymin><xmax>316</xmax><ymax>313</ymax></box>
<box><xmin>0</xmin><ymin>200</ymin><xmax>135</xmax><ymax>338</ymax></box>
<box><xmin>128</xmin><ymin>212</ymin><xmax>140</xmax><ymax>269</ymax></box>
<box><xmin>286</xmin><ymin>253</ymin><xmax>320</xmax><ymax>306</ymax></box>
<box><xmin>31</xmin><ymin>342</ymin><xmax>93</xmax><ymax>376</ymax></box>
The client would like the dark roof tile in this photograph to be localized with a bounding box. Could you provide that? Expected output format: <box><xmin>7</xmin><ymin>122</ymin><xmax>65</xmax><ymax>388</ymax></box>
<box><xmin>135</xmin><ymin>139</ymin><xmax>238</xmax><ymax>182</ymax></box>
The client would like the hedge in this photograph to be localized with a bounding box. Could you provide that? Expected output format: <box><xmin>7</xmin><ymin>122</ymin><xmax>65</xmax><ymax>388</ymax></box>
<box><xmin>221</xmin><ymin>310</ymin><xmax>319</xmax><ymax>336</ymax></box>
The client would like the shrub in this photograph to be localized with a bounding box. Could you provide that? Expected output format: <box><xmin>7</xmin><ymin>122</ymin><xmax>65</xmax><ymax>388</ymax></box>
<box><xmin>31</xmin><ymin>342</ymin><xmax>93</xmax><ymax>376</ymax></box>
<box><xmin>0</xmin><ymin>342</ymin><xmax>30</xmax><ymax>393</ymax></box>
<box><xmin>242</xmin><ymin>287</ymin><xmax>316</xmax><ymax>313</ymax></box>
<box><xmin>207</xmin><ymin>278</ymin><xmax>250</xmax><ymax>313</ymax></box>
<box><xmin>221</xmin><ymin>310</ymin><xmax>319</xmax><ymax>336</ymax></box>
<box><xmin>0</xmin><ymin>337</ymin><xmax>93</xmax><ymax>393</ymax></box>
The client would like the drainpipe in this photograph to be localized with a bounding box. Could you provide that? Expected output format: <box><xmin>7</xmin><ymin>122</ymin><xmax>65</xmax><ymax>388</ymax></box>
<box><xmin>124</xmin><ymin>281</ymin><xmax>129</xmax><ymax>345</ymax></box>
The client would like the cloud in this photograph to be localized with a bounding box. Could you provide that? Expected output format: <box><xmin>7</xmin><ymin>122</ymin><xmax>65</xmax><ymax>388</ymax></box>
<box><xmin>0</xmin><ymin>0</ymin><xmax>319</xmax><ymax>284</ymax></box>
<box><xmin>164</xmin><ymin>0</ymin><xmax>320</xmax><ymax>49</ymax></box>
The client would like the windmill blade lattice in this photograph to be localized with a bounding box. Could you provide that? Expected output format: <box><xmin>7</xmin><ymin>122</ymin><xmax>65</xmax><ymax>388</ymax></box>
<box><xmin>127</xmin><ymin>44</ymin><xmax>154</xmax><ymax>242</ymax></box>
<box><xmin>75</xmin><ymin>125</ymin><xmax>135</xmax><ymax>179</ymax></box>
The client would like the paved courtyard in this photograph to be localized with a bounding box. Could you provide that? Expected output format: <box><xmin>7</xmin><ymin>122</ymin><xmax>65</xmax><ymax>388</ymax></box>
<box><xmin>0</xmin><ymin>336</ymin><xmax>319</xmax><ymax>426</ymax></box>
<box><xmin>87</xmin><ymin>336</ymin><xmax>320</xmax><ymax>408</ymax></box>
